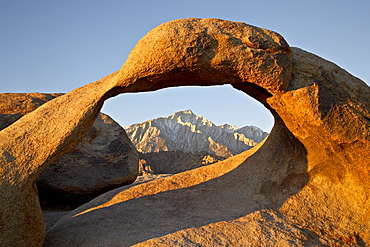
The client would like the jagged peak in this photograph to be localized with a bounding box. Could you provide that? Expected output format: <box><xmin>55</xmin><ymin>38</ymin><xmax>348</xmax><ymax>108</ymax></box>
<box><xmin>169</xmin><ymin>109</ymin><xmax>212</xmax><ymax>126</ymax></box>
<box><xmin>219</xmin><ymin>123</ymin><xmax>238</xmax><ymax>131</ymax></box>
<box><xmin>170</xmin><ymin>109</ymin><xmax>195</xmax><ymax>117</ymax></box>
<box><xmin>125</xmin><ymin>109</ymin><xmax>269</xmax><ymax>154</ymax></box>
<box><xmin>125</xmin><ymin>111</ymin><xmax>268</xmax><ymax>140</ymax></box>
<box><xmin>181</xmin><ymin>109</ymin><xmax>195</xmax><ymax>115</ymax></box>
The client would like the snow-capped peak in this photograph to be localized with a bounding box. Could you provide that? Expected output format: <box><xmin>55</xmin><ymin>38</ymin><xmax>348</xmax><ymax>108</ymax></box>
<box><xmin>124</xmin><ymin>110</ymin><xmax>269</xmax><ymax>155</ymax></box>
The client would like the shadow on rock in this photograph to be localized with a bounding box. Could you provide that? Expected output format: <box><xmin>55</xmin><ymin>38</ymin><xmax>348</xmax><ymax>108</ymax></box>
<box><xmin>45</xmin><ymin>115</ymin><xmax>309</xmax><ymax>246</ymax></box>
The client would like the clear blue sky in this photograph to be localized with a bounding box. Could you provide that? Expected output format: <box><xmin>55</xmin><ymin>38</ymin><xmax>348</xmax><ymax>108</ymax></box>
<box><xmin>1</xmin><ymin>0</ymin><xmax>369</xmax><ymax>132</ymax></box>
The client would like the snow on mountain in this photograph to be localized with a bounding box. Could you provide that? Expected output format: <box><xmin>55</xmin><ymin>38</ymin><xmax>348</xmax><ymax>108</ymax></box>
<box><xmin>125</xmin><ymin>110</ymin><xmax>269</xmax><ymax>157</ymax></box>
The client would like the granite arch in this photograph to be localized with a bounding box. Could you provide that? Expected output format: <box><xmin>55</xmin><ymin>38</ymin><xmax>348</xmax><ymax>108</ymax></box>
<box><xmin>1</xmin><ymin>18</ymin><xmax>369</xmax><ymax>246</ymax></box>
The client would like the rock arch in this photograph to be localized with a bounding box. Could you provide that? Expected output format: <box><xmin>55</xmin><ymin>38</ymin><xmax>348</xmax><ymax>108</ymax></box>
<box><xmin>1</xmin><ymin>18</ymin><xmax>369</xmax><ymax>246</ymax></box>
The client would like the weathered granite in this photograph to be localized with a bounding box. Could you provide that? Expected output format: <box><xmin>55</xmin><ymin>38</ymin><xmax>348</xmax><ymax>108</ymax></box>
<box><xmin>46</xmin><ymin>19</ymin><xmax>369</xmax><ymax>246</ymax></box>
<box><xmin>37</xmin><ymin>113</ymin><xmax>138</xmax><ymax>210</ymax></box>
<box><xmin>0</xmin><ymin>93</ymin><xmax>63</xmax><ymax>130</ymax></box>
<box><xmin>1</xmin><ymin>18</ymin><xmax>369</xmax><ymax>246</ymax></box>
<box><xmin>0</xmin><ymin>72</ymin><xmax>120</xmax><ymax>246</ymax></box>
<box><xmin>0</xmin><ymin>93</ymin><xmax>139</xmax><ymax>210</ymax></box>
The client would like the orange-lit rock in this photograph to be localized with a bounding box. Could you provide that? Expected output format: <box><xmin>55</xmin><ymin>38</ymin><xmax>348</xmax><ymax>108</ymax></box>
<box><xmin>1</xmin><ymin>18</ymin><xmax>369</xmax><ymax>246</ymax></box>
<box><xmin>0</xmin><ymin>93</ymin><xmax>139</xmax><ymax>210</ymax></box>
<box><xmin>0</xmin><ymin>73</ymin><xmax>119</xmax><ymax>246</ymax></box>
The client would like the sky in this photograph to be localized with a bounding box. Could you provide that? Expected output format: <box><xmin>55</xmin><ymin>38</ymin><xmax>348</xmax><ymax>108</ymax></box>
<box><xmin>1</xmin><ymin>0</ymin><xmax>369</xmax><ymax>132</ymax></box>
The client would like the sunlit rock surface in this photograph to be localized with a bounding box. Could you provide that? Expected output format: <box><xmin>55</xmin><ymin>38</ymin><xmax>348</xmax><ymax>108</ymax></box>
<box><xmin>0</xmin><ymin>18</ymin><xmax>368</xmax><ymax>246</ymax></box>
<box><xmin>0</xmin><ymin>72</ymin><xmax>120</xmax><ymax>246</ymax></box>
<box><xmin>46</xmin><ymin>19</ymin><xmax>369</xmax><ymax>246</ymax></box>
<box><xmin>0</xmin><ymin>93</ymin><xmax>139</xmax><ymax>210</ymax></box>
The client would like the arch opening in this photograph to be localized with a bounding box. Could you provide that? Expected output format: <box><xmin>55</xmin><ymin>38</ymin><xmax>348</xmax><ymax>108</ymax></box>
<box><xmin>102</xmin><ymin>84</ymin><xmax>274</xmax><ymax>133</ymax></box>
<box><xmin>102</xmin><ymin>83</ymin><xmax>275</xmax><ymax>177</ymax></box>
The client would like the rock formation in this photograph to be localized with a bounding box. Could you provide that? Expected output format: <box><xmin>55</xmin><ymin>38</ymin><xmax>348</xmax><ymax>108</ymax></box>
<box><xmin>125</xmin><ymin>109</ymin><xmax>267</xmax><ymax>156</ymax></box>
<box><xmin>1</xmin><ymin>18</ymin><xmax>369</xmax><ymax>246</ymax></box>
<box><xmin>0</xmin><ymin>72</ymin><xmax>121</xmax><ymax>246</ymax></box>
<box><xmin>37</xmin><ymin>113</ymin><xmax>138</xmax><ymax>209</ymax></box>
<box><xmin>0</xmin><ymin>93</ymin><xmax>139</xmax><ymax>210</ymax></box>
<box><xmin>0</xmin><ymin>92</ymin><xmax>63</xmax><ymax>130</ymax></box>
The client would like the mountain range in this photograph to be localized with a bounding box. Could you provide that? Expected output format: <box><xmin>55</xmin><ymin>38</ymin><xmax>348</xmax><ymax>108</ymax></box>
<box><xmin>125</xmin><ymin>110</ymin><xmax>269</xmax><ymax>158</ymax></box>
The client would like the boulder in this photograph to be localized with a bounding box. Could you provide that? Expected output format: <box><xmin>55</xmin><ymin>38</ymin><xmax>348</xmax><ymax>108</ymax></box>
<box><xmin>37</xmin><ymin>113</ymin><xmax>138</xmax><ymax>209</ymax></box>
<box><xmin>45</xmin><ymin>18</ymin><xmax>369</xmax><ymax>246</ymax></box>
<box><xmin>1</xmin><ymin>18</ymin><xmax>369</xmax><ymax>246</ymax></box>
<box><xmin>0</xmin><ymin>93</ymin><xmax>139</xmax><ymax>210</ymax></box>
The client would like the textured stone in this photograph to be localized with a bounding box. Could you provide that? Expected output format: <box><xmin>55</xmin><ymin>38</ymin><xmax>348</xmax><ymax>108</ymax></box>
<box><xmin>0</xmin><ymin>93</ymin><xmax>139</xmax><ymax>210</ymax></box>
<box><xmin>45</xmin><ymin>124</ymin><xmax>310</xmax><ymax>246</ymax></box>
<box><xmin>44</xmin><ymin>18</ymin><xmax>369</xmax><ymax>246</ymax></box>
<box><xmin>37</xmin><ymin>113</ymin><xmax>138</xmax><ymax>209</ymax></box>
<box><xmin>0</xmin><ymin>93</ymin><xmax>63</xmax><ymax>130</ymax></box>
<box><xmin>1</xmin><ymin>18</ymin><xmax>369</xmax><ymax>246</ymax></box>
<box><xmin>0</xmin><ymin>72</ymin><xmax>120</xmax><ymax>246</ymax></box>
<box><xmin>117</xmin><ymin>18</ymin><xmax>292</xmax><ymax>94</ymax></box>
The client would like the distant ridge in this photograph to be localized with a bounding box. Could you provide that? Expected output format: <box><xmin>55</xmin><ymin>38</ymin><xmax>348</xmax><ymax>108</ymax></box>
<box><xmin>125</xmin><ymin>110</ymin><xmax>268</xmax><ymax>157</ymax></box>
